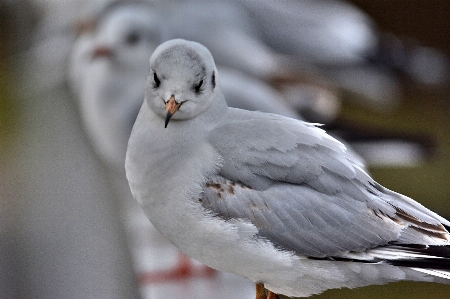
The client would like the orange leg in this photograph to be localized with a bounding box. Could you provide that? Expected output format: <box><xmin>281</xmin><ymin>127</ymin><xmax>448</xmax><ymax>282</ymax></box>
<box><xmin>255</xmin><ymin>283</ymin><xmax>280</xmax><ymax>299</ymax></box>
<box><xmin>176</xmin><ymin>252</ymin><xmax>217</xmax><ymax>277</ymax></box>
<box><xmin>138</xmin><ymin>251</ymin><xmax>216</xmax><ymax>285</ymax></box>
<box><xmin>175</xmin><ymin>251</ymin><xmax>193</xmax><ymax>276</ymax></box>
<box><xmin>178</xmin><ymin>251</ymin><xmax>217</xmax><ymax>278</ymax></box>
<box><xmin>256</xmin><ymin>283</ymin><xmax>267</xmax><ymax>299</ymax></box>
<box><xmin>267</xmin><ymin>290</ymin><xmax>280</xmax><ymax>299</ymax></box>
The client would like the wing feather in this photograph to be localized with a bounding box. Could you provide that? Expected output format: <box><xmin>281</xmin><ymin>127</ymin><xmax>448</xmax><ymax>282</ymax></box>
<box><xmin>204</xmin><ymin>109</ymin><xmax>450</xmax><ymax>258</ymax></box>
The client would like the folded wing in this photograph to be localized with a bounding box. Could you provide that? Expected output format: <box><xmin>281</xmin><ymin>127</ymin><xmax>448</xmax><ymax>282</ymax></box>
<box><xmin>204</xmin><ymin>109</ymin><xmax>450</xmax><ymax>258</ymax></box>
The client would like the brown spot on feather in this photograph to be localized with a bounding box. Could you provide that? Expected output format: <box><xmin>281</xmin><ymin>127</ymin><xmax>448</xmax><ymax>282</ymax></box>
<box><xmin>395</xmin><ymin>207</ymin><xmax>448</xmax><ymax>234</ymax></box>
<box><xmin>206</xmin><ymin>181</ymin><xmax>251</xmax><ymax>194</ymax></box>
<box><xmin>410</xmin><ymin>226</ymin><xmax>450</xmax><ymax>241</ymax></box>
<box><xmin>373</xmin><ymin>209</ymin><xmax>404</xmax><ymax>225</ymax></box>
<box><xmin>372</xmin><ymin>207</ymin><xmax>450</xmax><ymax>242</ymax></box>
<box><xmin>228</xmin><ymin>185</ymin><xmax>235</xmax><ymax>194</ymax></box>
<box><xmin>206</xmin><ymin>183</ymin><xmax>221</xmax><ymax>190</ymax></box>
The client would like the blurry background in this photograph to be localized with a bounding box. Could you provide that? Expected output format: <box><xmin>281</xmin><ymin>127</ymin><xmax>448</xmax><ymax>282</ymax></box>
<box><xmin>1</xmin><ymin>0</ymin><xmax>449</xmax><ymax>298</ymax></box>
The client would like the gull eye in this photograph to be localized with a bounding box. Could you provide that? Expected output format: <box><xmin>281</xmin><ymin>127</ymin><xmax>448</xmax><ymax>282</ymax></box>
<box><xmin>153</xmin><ymin>72</ymin><xmax>160</xmax><ymax>88</ymax></box>
<box><xmin>211</xmin><ymin>72</ymin><xmax>216</xmax><ymax>89</ymax></box>
<box><xmin>126</xmin><ymin>31</ymin><xmax>141</xmax><ymax>46</ymax></box>
<box><xmin>193</xmin><ymin>80</ymin><xmax>203</xmax><ymax>94</ymax></box>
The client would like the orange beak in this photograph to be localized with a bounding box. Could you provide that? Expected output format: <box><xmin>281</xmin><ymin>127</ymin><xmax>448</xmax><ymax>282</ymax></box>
<box><xmin>92</xmin><ymin>45</ymin><xmax>114</xmax><ymax>59</ymax></box>
<box><xmin>165</xmin><ymin>96</ymin><xmax>182</xmax><ymax>128</ymax></box>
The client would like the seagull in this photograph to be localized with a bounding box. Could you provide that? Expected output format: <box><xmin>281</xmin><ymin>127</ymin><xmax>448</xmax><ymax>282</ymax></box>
<box><xmin>126</xmin><ymin>39</ymin><xmax>450</xmax><ymax>298</ymax></box>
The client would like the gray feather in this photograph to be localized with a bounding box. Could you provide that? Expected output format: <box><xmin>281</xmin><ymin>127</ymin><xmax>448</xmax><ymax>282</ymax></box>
<box><xmin>204</xmin><ymin>109</ymin><xmax>450</xmax><ymax>258</ymax></box>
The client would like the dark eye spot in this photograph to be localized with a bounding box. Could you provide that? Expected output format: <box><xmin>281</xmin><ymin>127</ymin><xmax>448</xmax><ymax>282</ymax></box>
<box><xmin>153</xmin><ymin>72</ymin><xmax>160</xmax><ymax>88</ymax></box>
<box><xmin>211</xmin><ymin>72</ymin><xmax>216</xmax><ymax>89</ymax></box>
<box><xmin>194</xmin><ymin>80</ymin><xmax>203</xmax><ymax>94</ymax></box>
<box><xmin>126</xmin><ymin>31</ymin><xmax>141</xmax><ymax>45</ymax></box>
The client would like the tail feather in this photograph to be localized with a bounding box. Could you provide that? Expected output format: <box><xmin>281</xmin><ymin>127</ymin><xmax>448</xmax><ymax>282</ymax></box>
<box><xmin>389</xmin><ymin>256</ymin><xmax>450</xmax><ymax>270</ymax></box>
<box><xmin>372</xmin><ymin>244</ymin><xmax>450</xmax><ymax>281</ymax></box>
<box><xmin>410</xmin><ymin>268</ymin><xmax>450</xmax><ymax>280</ymax></box>
<box><xmin>333</xmin><ymin>244</ymin><xmax>450</xmax><ymax>281</ymax></box>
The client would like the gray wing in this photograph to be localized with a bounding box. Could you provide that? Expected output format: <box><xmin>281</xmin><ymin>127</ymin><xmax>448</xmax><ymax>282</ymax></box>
<box><xmin>204</xmin><ymin>109</ymin><xmax>450</xmax><ymax>258</ymax></box>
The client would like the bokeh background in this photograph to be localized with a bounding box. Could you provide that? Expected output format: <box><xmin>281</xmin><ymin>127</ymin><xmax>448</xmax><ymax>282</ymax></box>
<box><xmin>1</xmin><ymin>1</ymin><xmax>449</xmax><ymax>298</ymax></box>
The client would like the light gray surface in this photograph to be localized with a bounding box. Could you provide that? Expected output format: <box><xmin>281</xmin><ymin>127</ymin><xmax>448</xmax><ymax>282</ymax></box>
<box><xmin>14</xmin><ymin>83</ymin><xmax>141</xmax><ymax>298</ymax></box>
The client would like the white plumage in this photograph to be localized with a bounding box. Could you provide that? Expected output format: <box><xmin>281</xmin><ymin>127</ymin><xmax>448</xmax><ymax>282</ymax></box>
<box><xmin>126</xmin><ymin>39</ymin><xmax>450</xmax><ymax>298</ymax></box>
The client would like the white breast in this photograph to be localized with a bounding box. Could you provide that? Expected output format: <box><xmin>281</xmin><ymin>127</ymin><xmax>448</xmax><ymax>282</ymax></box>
<box><xmin>126</xmin><ymin>103</ymin><xmax>296</xmax><ymax>282</ymax></box>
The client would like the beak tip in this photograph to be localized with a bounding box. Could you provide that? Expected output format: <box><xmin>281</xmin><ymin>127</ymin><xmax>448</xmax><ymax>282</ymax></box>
<box><xmin>165</xmin><ymin>112</ymin><xmax>172</xmax><ymax>128</ymax></box>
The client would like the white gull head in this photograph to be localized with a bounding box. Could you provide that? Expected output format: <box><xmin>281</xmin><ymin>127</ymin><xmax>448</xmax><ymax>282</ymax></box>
<box><xmin>145</xmin><ymin>39</ymin><xmax>221</xmax><ymax>127</ymax></box>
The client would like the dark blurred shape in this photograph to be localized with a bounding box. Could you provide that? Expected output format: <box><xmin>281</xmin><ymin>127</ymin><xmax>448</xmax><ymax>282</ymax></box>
<box><xmin>374</xmin><ymin>33</ymin><xmax>449</xmax><ymax>86</ymax></box>
<box><xmin>0</xmin><ymin>1</ymin><xmax>34</xmax><ymax>298</ymax></box>
<box><xmin>349</xmin><ymin>0</ymin><xmax>450</xmax><ymax>88</ymax></box>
